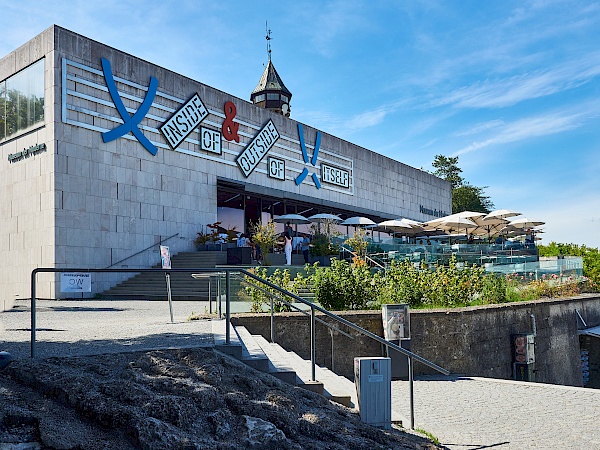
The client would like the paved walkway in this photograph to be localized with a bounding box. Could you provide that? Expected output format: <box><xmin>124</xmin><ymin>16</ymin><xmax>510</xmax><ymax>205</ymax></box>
<box><xmin>392</xmin><ymin>375</ymin><xmax>600</xmax><ymax>449</ymax></box>
<box><xmin>3</xmin><ymin>300</ymin><xmax>600</xmax><ymax>449</ymax></box>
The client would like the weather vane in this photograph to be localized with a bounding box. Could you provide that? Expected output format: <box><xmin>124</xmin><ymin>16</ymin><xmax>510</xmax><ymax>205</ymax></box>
<box><xmin>266</xmin><ymin>21</ymin><xmax>272</xmax><ymax>61</ymax></box>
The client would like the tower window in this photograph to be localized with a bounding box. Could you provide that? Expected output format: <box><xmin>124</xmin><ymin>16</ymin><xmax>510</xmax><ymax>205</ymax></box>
<box><xmin>254</xmin><ymin>94</ymin><xmax>265</xmax><ymax>103</ymax></box>
<box><xmin>267</xmin><ymin>93</ymin><xmax>279</xmax><ymax>101</ymax></box>
<box><xmin>281</xmin><ymin>95</ymin><xmax>288</xmax><ymax>103</ymax></box>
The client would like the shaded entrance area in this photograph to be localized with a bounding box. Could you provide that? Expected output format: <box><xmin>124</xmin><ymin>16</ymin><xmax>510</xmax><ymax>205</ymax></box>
<box><xmin>216</xmin><ymin>179</ymin><xmax>393</xmax><ymax>236</ymax></box>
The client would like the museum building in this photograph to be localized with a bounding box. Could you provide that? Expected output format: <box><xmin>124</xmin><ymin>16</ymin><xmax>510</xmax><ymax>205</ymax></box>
<box><xmin>0</xmin><ymin>25</ymin><xmax>451</xmax><ymax>304</ymax></box>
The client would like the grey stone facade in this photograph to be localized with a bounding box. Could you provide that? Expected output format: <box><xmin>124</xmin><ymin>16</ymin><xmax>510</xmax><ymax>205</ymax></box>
<box><xmin>0</xmin><ymin>25</ymin><xmax>450</xmax><ymax>306</ymax></box>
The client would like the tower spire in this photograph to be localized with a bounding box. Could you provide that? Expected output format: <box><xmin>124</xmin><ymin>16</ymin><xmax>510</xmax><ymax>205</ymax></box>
<box><xmin>266</xmin><ymin>21</ymin><xmax>272</xmax><ymax>62</ymax></box>
<box><xmin>251</xmin><ymin>22</ymin><xmax>292</xmax><ymax>117</ymax></box>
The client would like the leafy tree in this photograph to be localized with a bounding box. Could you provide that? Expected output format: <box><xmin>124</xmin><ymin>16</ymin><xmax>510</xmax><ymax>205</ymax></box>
<box><xmin>453</xmin><ymin>184</ymin><xmax>494</xmax><ymax>214</ymax></box>
<box><xmin>432</xmin><ymin>154</ymin><xmax>494</xmax><ymax>213</ymax></box>
<box><xmin>432</xmin><ymin>155</ymin><xmax>464</xmax><ymax>189</ymax></box>
<box><xmin>249</xmin><ymin>220</ymin><xmax>279</xmax><ymax>265</ymax></box>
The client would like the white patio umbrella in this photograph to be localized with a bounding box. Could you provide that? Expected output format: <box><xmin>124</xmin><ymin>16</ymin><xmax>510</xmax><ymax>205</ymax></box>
<box><xmin>484</xmin><ymin>209</ymin><xmax>521</xmax><ymax>220</ymax></box>
<box><xmin>273</xmin><ymin>213</ymin><xmax>310</xmax><ymax>237</ymax></box>
<box><xmin>377</xmin><ymin>219</ymin><xmax>414</xmax><ymax>240</ymax></box>
<box><xmin>340</xmin><ymin>216</ymin><xmax>376</xmax><ymax>226</ymax></box>
<box><xmin>432</xmin><ymin>216</ymin><xmax>478</xmax><ymax>243</ymax></box>
<box><xmin>308</xmin><ymin>213</ymin><xmax>342</xmax><ymax>223</ymax></box>
<box><xmin>507</xmin><ymin>217</ymin><xmax>545</xmax><ymax>229</ymax></box>
<box><xmin>308</xmin><ymin>213</ymin><xmax>342</xmax><ymax>235</ymax></box>
<box><xmin>378</xmin><ymin>219</ymin><xmax>414</xmax><ymax>231</ymax></box>
<box><xmin>273</xmin><ymin>213</ymin><xmax>311</xmax><ymax>225</ymax></box>
<box><xmin>340</xmin><ymin>216</ymin><xmax>376</xmax><ymax>236</ymax></box>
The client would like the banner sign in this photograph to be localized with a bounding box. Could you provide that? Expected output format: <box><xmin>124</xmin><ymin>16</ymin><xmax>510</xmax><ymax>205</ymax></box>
<box><xmin>236</xmin><ymin>119</ymin><xmax>280</xmax><ymax>177</ymax></box>
<box><xmin>60</xmin><ymin>273</ymin><xmax>92</xmax><ymax>293</ymax></box>
<box><xmin>160</xmin><ymin>93</ymin><xmax>209</xmax><ymax>149</ymax></box>
<box><xmin>160</xmin><ymin>245</ymin><xmax>172</xmax><ymax>269</ymax></box>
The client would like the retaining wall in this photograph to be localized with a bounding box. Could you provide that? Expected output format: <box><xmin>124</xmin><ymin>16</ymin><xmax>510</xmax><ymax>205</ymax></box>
<box><xmin>231</xmin><ymin>294</ymin><xmax>600</xmax><ymax>386</ymax></box>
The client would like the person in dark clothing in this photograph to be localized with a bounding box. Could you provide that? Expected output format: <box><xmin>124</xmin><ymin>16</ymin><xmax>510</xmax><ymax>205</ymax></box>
<box><xmin>301</xmin><ymin>233</ymin><xmax>311</xmax><ymax>264</ymax></box>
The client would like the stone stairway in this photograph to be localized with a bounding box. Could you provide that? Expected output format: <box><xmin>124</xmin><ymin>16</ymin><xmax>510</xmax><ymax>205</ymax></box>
<box><xmin>100</xmin><ymin>251</ymin><xmax>230</xmax><ymax>300</ymax></box>
<box><xmin>232</xmin><ymin>325</ymin><xmax>356</xmax><ymax>408</ymax></box>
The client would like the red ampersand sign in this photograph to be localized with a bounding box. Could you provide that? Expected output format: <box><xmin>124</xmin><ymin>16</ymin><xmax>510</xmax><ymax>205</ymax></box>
<box><xmin>222</xmin><ymin>101</ymin><xmax>240</xmax><ymax>142</ymax></box>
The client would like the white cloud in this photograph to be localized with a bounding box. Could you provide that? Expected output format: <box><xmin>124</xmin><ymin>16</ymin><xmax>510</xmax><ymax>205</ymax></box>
<box><xmin>434</xmin><ymin>52</ymin><xmax>600</xmax><ymax>109</ymax></box>
<box><xmin>454</xmin><ymin>107</ymin><xmax>597</xmax><ymax>156</ymax></box>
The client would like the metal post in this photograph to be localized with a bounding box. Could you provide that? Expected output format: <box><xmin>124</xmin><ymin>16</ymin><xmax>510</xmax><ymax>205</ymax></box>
<box><xmin>311</xmin><ymin>306</ymin><xmax>316</xmax><ymax>382</ymax></box>
<box><xmin>30</xmin><ymin>272</ymin><xmax>36</xmax><ymax>358</ymax></box>
<box><xmin>165</xmin><ymin>273</ymin><xmax>174</xmax><ymax>323</ymax></box>
<box><xmin>208</xmin><ymin>277</ymin><xmax>212</xmax><ymax>314</ymax></box>
<box><xmin>218</xmin><ymin>273</ymin><xmax>222</xmax><ymax>319</ymax></box>
<box><xmin>225</xmin><ymin>271</ymin><xmax>230</xmax><ymax>345</ymax></box>
<box><xmin>270</xmin><ymin>296</ymin><xmax>274</xmax><ymax>343</ymax></box>
<box><xmin>408</xmin><ymin>355</ymin><xmax>415</xmax><ymax>430</ymax></box>
<box><xmin>329</xmin><ymin>327</ymin><xmax>335</xmax><ymax>373</ymax></box>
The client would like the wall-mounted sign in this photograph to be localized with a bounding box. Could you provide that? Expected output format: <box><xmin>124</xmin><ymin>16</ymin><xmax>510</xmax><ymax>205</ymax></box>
<box><xmin>60</xmin><ymin>272</ymin><xmax>92</xmax><ymax>293</ymax></box>
<box><xmin>419</xmin><ymin>205</ymin><xmax>448</xmax><ymax>217</ymax></box>
<box><xmin>101</xmin><ymin>58</ymin><xmax>159</xmax><ymax>156</ymax></box>
<box><xmin>8</xmin><ymin>143</ymin><xmax>47</xmax><ymax>163</ymax></box>
<box><xmin>236</xmin><ymin>119</ymin><xmax>280</xmax><ymax>177</ymax></box>
<box><xmin>321</xmin><ymin>163</ymin><xmax>350</xmax><ymax>189</ymax></box>
<box><xmin>268</xmin><ymin>156</ymin><xmax>285</xmax><ymax>180</ymax></box>
<box><xmin>295</xmin><ymin>123</ymin><xmax>321</xmax><ymax>189</ymax></box>
<box><xmin>200</xmin><ymin>127</ymin><xmax>222</xmax><ymax>154</ymax></box>
<box><xmin>222</xmin><ymin>101</ymin><xmax>240</xmax><ymax>142</ymax></box>
<box><xmin>160</xmin><ymin>93</ymin><xmax>208</xmax><ymax>149</ymax></box>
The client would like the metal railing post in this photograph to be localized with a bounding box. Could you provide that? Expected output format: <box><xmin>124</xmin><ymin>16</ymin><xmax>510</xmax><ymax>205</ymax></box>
<box><xmin>270</xmin><ymin>296</ymin><xmax>274</xmax><ymax>343</ymax></box>
<box><xmin>409</xmin><ymin>355</ymin><xmax>415</xmax><ymax>430</ymax></box>
<box><xmin>311</xmin><ymin>306</ymin><xmax>316</xmax><ymax>382</ymax></box>
<box><xmin>225</xmin><ymin>271</ymin><xmax>230</xmax><ymax>345</ymax></box>
<box><xmin>30</xmin><ymin>270</ymin><xmax>37</xmax><ymax>358</ymax></box>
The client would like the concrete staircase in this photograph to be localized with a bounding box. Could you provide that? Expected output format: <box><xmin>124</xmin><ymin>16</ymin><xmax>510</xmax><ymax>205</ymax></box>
<box><xmin>232</xmin><ymin>325</ymin><xmax>356</xmax><ymax>408</ymax></box>
<box><xmin>99</xmin><ymin>251</ymin><xmax>229</xmax><ymax>300</ymax></box>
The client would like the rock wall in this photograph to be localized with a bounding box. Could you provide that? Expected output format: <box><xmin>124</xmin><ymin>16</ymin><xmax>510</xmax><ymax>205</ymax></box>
<box><xmin>231</xmin><ymin>294</ymin><xmax>600</xmax><ymax>386</ymax></box>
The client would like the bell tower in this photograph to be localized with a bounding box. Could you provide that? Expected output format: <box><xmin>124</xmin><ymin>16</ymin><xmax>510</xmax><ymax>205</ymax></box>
<box><xmin>250</xmin><ymin>24</ymin><xmax>292</xmax><ymax>117</ymax></box>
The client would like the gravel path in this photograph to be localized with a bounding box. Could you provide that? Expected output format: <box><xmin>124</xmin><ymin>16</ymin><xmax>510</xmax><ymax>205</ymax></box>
<box><xmin>1</xmin><ymin>300</ymin><xmax>218</xmax><ymax>359</ymax></box>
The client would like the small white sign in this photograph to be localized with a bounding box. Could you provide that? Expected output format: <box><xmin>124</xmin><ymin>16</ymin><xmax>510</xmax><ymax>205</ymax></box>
<box><xmin>321</xmin><ymin>163</ymin><xmax>350</xmax><ymax>189</ymax></box>
<box><xmin>200</xmin><ymin>127</ymin><xmax>222</xmax><ymax>154</ymax></box>
<box><xmin>368</xmin><ymin>374</ymin><xmax>384</xmax><ymax>383</ymax></box>
<box><xmin>160</xmin><ymin>93</ymin><xmax>209</xmax><ymax>149</ymax></box>
<box><xmin>236</xmin><ymin>119</ymin><xmax>280</xmax><ymax>177</ymax></box>
<box><xmin>268</xmin><ymin>156</ymin><xmax>285</xmax><ymax>180</ymax></box>
<box><xmin>60</xmin><ymin>273</ymin><xmax>92</xmax><ymax>293</ymax></box>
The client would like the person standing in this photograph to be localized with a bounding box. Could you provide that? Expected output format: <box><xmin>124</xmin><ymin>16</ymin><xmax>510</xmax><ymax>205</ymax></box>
<box><xmin>284</xmin><ymin>233</ymin><xmax>293</xmax><ymax>265</ymax></box>
<box><xmin>301</xmin><ymin>233</ymin><xmax>311</xmax><ymax>264</ymax></box>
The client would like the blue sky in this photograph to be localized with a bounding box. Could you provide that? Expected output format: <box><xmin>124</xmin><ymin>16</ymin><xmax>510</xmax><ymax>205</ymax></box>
<box><xmin>2</xmin><ymin>0</ymin><xmax>599</xmax><ymax>247</ymax></box>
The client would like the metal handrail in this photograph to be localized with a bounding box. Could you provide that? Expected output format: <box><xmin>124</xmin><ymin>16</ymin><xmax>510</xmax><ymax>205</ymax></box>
<box><xmin>30</xmin><ymin>265</ymin><xmax>449</xmax><ymax>430</ymax></box>
<box><xmin>340</xmin><ymin>246</ymin><xmax>385</xmax><ymax>270</ymax></box>
<box><xmin>105</xmin><ymin>233</ymin><xmax>179</xmax><ymax>268</ymax></box>
<box><xmin>233</xmin><ymin>273</ymin><xmax>353</xmax><ymax>341</ymax></box>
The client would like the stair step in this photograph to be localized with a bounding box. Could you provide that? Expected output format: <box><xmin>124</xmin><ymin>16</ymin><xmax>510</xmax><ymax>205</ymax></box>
<box><xmin>250</xmin><ymin>334</ymin><xmax>298</xmax><ymax>385</ymax></box>
<box><xmin>234</xmin><ymin>326</ymin><xmax>270</xmax><ymax>372</ymax></box>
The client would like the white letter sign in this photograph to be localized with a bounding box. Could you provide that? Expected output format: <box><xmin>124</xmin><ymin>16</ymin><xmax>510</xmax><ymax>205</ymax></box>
<box><xmin>236</xmin><ymin>119</ymin><xmax>280</xmax><ymax>177</ymax></box>
<box><xmin>60</xmin><ymin>273</ymin><xmax>92</xmax><ymax>293</ymax></box>
<box><xmin>160</xmin><ymin>93</ymin><xmax>208</xmax><ymax>149</ymax></box>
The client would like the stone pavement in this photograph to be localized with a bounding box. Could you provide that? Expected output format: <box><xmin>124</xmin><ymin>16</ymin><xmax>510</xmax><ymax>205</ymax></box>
<box><xmin>392</xmin><ymin>375</ymin><xmax>600</xmax><ymax>450</ymax></box>
<box><xmin>3</xmin><ymin>300</ymin><xmax>600</xmax><ymax>449</ymax></box>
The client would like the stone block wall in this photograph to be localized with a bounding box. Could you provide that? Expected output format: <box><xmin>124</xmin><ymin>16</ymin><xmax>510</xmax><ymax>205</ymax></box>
<box><xmin>231</xmin><ymin>294</ymin><xmax>600</xmax><ymax>386</ymax></box>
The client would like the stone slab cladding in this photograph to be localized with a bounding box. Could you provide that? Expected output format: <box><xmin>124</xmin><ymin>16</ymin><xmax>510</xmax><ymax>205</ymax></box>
<box><xmin>0</xmin><ymin>25</ymin><xmax>451</xmax><ymax>305</ymax></box>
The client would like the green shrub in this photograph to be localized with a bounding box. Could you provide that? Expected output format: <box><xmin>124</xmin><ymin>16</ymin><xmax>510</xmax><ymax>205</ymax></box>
<box><xmin>313</xmin><ymin>258</ymin><xmax>382</xmax><ymax>311</ymax></box>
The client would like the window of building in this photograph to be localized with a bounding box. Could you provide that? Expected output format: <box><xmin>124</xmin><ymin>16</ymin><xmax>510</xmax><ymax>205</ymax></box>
<box><xmin>281</xmin><ymin>95</ymin><xmax>289</xmax><ymax>103</ymax></box>
<box><xmin>253</xmin><ymin>94</ymin><xmax>265</xmax><ymax>103</ymax></box>
<box><xmin>0</xmin><ymin>58</ymin><xmax>45</xmax><ymax>141</ymax></box>
<box><xmin>266</xmin><ymin>93</ymin><xmax>279</xmax><ymax>101</ymax></box>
